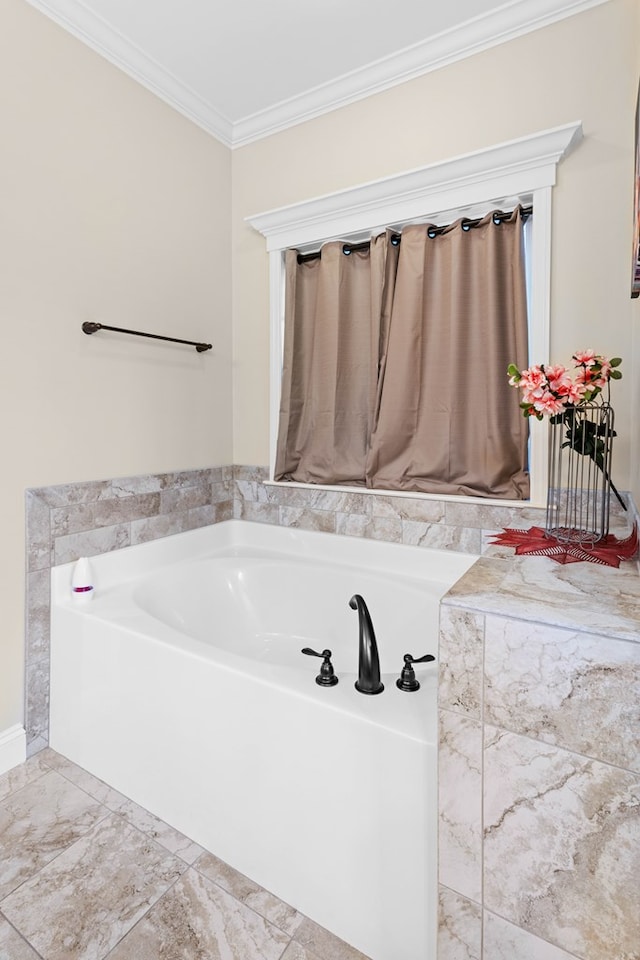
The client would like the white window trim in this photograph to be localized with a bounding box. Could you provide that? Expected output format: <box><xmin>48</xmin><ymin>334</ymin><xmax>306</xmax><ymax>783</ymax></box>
<box><xmin>247</xmin><ymin>121</ymin><xmax>583</xmax><ymax>508</ymax></box>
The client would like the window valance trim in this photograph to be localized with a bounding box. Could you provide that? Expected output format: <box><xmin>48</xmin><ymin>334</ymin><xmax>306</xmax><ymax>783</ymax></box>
<box><xmin>246</xmin><ymin>122</ymin><xmax>582</xmax><ymax>252</ymax></box>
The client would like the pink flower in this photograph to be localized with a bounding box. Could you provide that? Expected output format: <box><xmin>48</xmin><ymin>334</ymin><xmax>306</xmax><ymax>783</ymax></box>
<box><xmin>518</xmin><ymin>366</ymin><xmax>550</xmax><ymax>405</ymax></box>
<box><xmin>544</xmin><ymin>363</ymin><xmax>567</xmax><ymax>381</ymax></box>
<box><xmin>507</xmin><ymin>350</ymin><xmax>621</xmax><ymax>421</ymax></box>
<box><xmin>520</xmin><ymin>383</ymin><xmax>547</xmax><ymax>405</ymax></box>
<box><xmin>563</xmin><ymin>380</ymin><xmax>587</xmax><ymax>404</ymax></box>
<box><xmin>591</xmin><ymin>358</ymin><xmax>612</xmax><ymax>388</ymax></box>
<box><xmin>544</xmin><ymin>364</ymin><xmax>572</xmax><ymax>395</ymax></box>
<box><xmin>518</xmin><ymin>365</ymin><xmax>546</xmax><ymax>391</ymax></box>
<box><xmin>532</xmin><ymin>392</ymin><xmax>567</xmax><ymax>416</ymax></box>
<box><xmin>573</xmin><ymin>349</ymin><xmax>597</xmax><ymax>367</ymax></box>
<box><xmin>575</xmin><ymin>362</ymin><xmax>608</xmax><ymax>392</ymax></box>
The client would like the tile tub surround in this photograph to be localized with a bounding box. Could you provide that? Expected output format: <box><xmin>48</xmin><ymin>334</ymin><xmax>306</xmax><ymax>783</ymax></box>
<box><xmin>438</xmin><ymin>549</ymin><xmax>640</xmax><ymax>960</ymax></box>
<box><xmin>25</xmin><ymin>467</ymin><xmax>234</xmax><ymax>753</ymax></box>
<box><xmin>25</xmin><ymin>463</ymin><xmax>554</xmax><ymax>753</ymax></box>
<box><xmin>0</xmin><ymin>749</ymin><xmax>371</xmax><ymax>960</ymax></box>
<box><xmin>21</xmin><ymin>465</ymin><xmax>640</xmax><ymax>958</ymax></box>
<box><xmin>234</xmin><ymin>465</ymin><xmax>553</xmax><ymax>551</ymax></box>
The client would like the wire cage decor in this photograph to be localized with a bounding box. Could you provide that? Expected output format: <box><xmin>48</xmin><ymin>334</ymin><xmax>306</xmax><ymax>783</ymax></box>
<box><xmin>545</xmin><ymin>400</ymin><xmax>616</xmax><ymax>546</ymax></box>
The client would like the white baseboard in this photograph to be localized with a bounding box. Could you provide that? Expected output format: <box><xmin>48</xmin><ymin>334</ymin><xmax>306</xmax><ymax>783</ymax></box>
<box><xmin>0</xmin><ymin>724</ymin><xmax>27</xmax><ymax>776</ymax></box>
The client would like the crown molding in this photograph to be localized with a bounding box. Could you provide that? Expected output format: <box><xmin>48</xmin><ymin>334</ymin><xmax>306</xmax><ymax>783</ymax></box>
<box><xmin>24</xmin><ymin>0</ymin><xmax>234</xmax><ymax>146</ymax></box>
<box><xmin>232</xmin><ymin>0</ymin><xmax>608</xmax><ymax>146</ymax></box>
<box><xmin>25</xmin><ymin>0</ymin><xmax>607</xmax><ymax>149</ymax></box>
<box><xmin>246</xmin><ymin>121</ymin><xmax>583</xmax><ymax>251</ymax></box>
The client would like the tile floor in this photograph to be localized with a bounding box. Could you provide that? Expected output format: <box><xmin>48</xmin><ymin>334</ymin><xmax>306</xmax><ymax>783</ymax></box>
<box><xmin>0</xmin><ymin>750</ymin><xmax>371</xmax><ymax>960</ymax></box>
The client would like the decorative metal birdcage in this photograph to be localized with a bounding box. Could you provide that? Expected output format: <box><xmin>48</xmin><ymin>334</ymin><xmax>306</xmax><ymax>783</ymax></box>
<box><xmin>545</xmin><ymin>400</ymin><xmax>616</xmax><ymax>546</ymax></box>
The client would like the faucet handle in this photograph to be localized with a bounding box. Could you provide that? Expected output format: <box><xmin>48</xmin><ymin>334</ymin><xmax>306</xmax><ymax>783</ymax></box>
<box><xmin>396</xmin><ymin>652</ymin><xmax>436</xmax><ymax>692</ymax></box>
<box><xmin>301</xmin><ymin>648</ymin><xmax>339</xmax><ymax>686</ymax></box>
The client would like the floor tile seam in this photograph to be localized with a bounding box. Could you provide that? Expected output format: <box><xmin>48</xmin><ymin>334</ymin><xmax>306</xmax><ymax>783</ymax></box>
<box><xmin>0</xmin><ymin>909</ymin><xmax>47</xmax><ymax>960</ymax></box>
<box><xmin>99</xmin><ymin>869</ymin><xmax>188</xmax><ymax>960</ymax></box>
<box><xmin>277</xmin><ymin>939</ymin><xmax>307</xmax><ymax>960</ymax></box>
<box><xmin>53</xmin><ymin>765</ymin><xmax>157</xmax><ymax>821</ymax></box>
<box><xmin>105</xmin><ymin>807</ymin><xmax>194</xmax><ymax>872</ymax></box>
<box><xmin>283</xmin><ymin>937</ymin><xmax>325</xmax><ymax>960</ymax></box>
<box><xmin>188</xmin><ymin>855</ymin><xmax>302</xmax><ymax>938</ymax></box>
<box><xmin>50</xmin><ymin>769</ymin><xmax>129</xmax><ymax>815</ymax></box>
<box><xmin>37</xmin><ymin>754</ymin><xmax>129</xmax><ymax>813</ymax></box>
<box><xmin>289</xmin><ymin>931</ymin><xmax>368</xmax><ymax>960</ymax></box>
<box><xmin>0</xmin><ymin>805</ymin><xmax>115</xmax><ymax>908</ymax></box>
<box><xmin>176</xmin><ymin>849</ymin><xmax>351</xmax><ymax>948</ymax></box>
<box><xmin>0</xmin><ymin>766</ymin><xmax>50</xmax><ymax>805</ymax></box>
<box><xmin>112</xmin><ymin>798</ymin><xmax>207</xmax><ymax>861</ymax></box>
<box><xmin>270</xmin><ymin>907</ymin><xmax>311</xmax><ymax>940</ymax></box>
<box><xmin>101</xmin><ymin>865</ymin><xmax>297</xmax><ymax>960</ymax></box>
<box><xmin>3</xmin><ymin>820</ymin><xmax>191</xmax><ymax>960</ymax></box>
<box><xmin>37</xmin><ymin>753</ymin><xmax>203</xmax><ymax>865</ymax></box>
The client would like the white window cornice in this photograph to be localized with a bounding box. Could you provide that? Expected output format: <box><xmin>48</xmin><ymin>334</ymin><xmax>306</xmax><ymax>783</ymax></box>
<box><xmin>246</xmin><ymin>121</ymin><xmax>582</xmax><ymax>251</ymax></box>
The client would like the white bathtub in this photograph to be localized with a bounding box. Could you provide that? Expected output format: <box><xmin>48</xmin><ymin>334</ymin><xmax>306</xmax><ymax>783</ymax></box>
<box><xmin>50</xmin><ymin>520</ymin><xmax>477</xmax><ymax>960</ymax></box>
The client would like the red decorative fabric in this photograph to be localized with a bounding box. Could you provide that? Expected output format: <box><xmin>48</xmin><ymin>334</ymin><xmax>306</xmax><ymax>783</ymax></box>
<box><xmin>489</xmin><ymin>525</ymin><xmax>638</xmax><ymax>567</ymax></box>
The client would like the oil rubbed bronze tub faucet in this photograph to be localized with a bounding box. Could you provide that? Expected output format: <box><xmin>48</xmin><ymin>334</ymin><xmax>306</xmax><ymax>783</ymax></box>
<box><xmin>349</xmin><ymin>594</ymin><xmax>384</xmax><ymax>695</ymax></box>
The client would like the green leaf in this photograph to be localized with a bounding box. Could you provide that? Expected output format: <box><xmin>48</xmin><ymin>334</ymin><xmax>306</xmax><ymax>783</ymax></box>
<box><xmin>610</xmin><ymin>357</ymin><xmax>622</xmax><ymax>367</ymax></box>
<box><xmin>610</xmin><ymin>369</ymin><xmax>623</xmax><ymax>379</ymax></box>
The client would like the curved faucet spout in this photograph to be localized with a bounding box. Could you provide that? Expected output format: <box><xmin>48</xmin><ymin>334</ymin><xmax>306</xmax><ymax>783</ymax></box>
<box><xmin>349</xmin><ymin>594</ymin><xmax>384</xmax><ymax>695</ymax></box>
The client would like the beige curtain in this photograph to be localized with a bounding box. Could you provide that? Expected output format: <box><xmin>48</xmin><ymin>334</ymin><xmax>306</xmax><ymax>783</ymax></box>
<box><xmin>275</xmin><ymin>236</ymin><xmax>394</xmax><ymax>484</ymax></box>
<box><xmin>275</xmin><ymin>209</ymin><xmax>530</xmax><ymax>499</ymax></box>
<box><xmin>367</xmin><ymin>210</ymin><xmax>530</xmax><ymax>498</ymax></box>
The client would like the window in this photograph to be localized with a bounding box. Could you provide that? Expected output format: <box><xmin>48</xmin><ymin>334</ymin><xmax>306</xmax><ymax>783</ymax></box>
<box><xmin>276</xmin><ymin>208</ymin><xmax>530</xmax><ymax>498</ymax></box>
<box><xmin>247</xmin><ymin>121</ymin><xmax>583</xmax><ymax>506</ymax></box>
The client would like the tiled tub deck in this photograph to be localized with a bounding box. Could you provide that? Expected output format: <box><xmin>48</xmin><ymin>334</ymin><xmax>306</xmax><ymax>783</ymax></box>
<box><xmin>437</xmin><ymin>544</ymin><xmax>640</xmax><ymax>960</ymax></box>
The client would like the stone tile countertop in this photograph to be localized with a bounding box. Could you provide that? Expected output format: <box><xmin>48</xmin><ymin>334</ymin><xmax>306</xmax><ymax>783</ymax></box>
<box><xmin>443</xmin><ymin>546</ymin><xmax>640</xmax><ymax>643</ymax></box>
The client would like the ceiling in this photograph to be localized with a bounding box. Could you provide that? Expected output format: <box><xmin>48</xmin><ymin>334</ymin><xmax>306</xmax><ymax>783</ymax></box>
<box><xmin>26</xmin><ymin>0</ymin><xmax>605</xmax><ymax>146</ymax></box>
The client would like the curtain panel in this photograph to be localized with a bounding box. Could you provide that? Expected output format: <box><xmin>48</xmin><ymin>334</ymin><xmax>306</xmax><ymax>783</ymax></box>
<box><xmin>274</xmin><ymin>208</ymin><xmax>530</xmax><ymax>500</ymax></box>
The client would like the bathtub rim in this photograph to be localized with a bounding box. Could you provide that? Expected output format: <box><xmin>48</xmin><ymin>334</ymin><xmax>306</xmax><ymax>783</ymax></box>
<box><xmin>51</xmin><ymin>518</ymin><xmax>480</xmax><ymax>603</ymax></box>
<box><xmin>51</xmin><ymin>520</ymin><xmax>479</xmax><ymax>745</ymax></box>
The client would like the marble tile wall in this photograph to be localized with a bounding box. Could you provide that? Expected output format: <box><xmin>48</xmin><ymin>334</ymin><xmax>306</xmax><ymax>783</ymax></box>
<box><xmin>437</xmin><ymin>565</ymin><xmax>640</xmax><ymax>960</ymax></box>
<box><xmin>234</xmin><ymin>465</ymin><xmax>550</xmax><ymax>553</ymax></box>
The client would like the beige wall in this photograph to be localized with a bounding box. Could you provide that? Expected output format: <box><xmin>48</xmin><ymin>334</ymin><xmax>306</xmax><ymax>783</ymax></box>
<box><xmin>0</xmin><ymin>0</ymin><xmax>233</xmax><ymax>731</ymax></box>
<box><xmin>2</xmin><ymin>0</ymin><xmax>639</xmax><ymax>740</ymax></box>
<box><xmin>232</xmin><ymin>0</ymin><xmax>640</xmax><ymax>492</ymax></box>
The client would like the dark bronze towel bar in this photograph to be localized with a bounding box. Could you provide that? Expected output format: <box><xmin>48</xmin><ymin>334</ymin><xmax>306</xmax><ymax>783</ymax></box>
<box><xmin>82</xmin><ymin>321</ymin><xmax>212</xmax><ymax>353</ymax></box>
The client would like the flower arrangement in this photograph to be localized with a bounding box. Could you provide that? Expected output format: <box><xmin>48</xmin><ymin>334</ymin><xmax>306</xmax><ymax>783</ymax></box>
<box><xmin>508</xmin><ymin>350</ymin><xmax>624</xmax><ymax>510</ymax></box>
<box><xmin>507</xmin><ymin>349</ymin><xmax>622</xmax><ymax>420</ymax></box>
